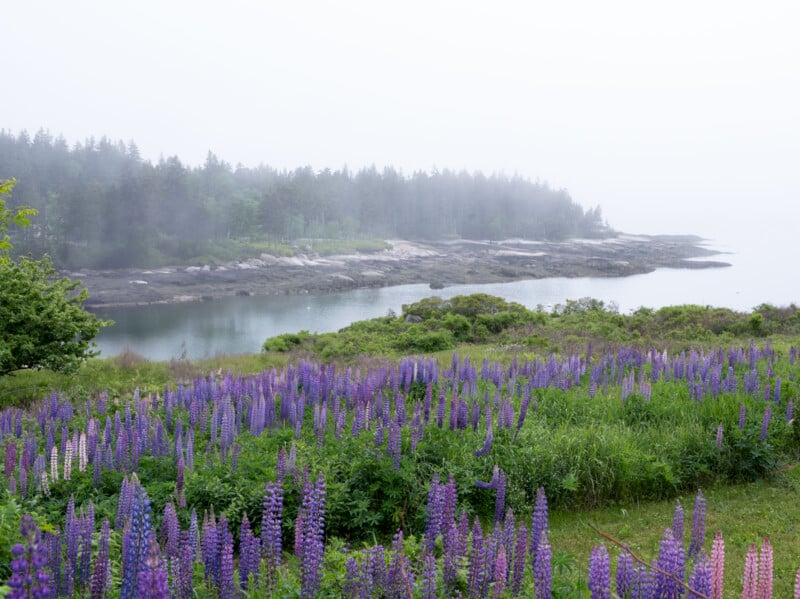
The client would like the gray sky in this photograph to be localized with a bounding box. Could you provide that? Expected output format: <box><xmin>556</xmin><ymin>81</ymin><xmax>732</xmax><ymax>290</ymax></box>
<box><xmin>4</xmin><ymin>0</ymin><xmax>798</xmax><ymax>241</ymax></box>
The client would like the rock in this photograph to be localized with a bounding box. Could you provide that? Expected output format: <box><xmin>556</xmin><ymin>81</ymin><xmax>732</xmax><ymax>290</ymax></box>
<box><xmin>330</xmin><ymin>274</ymin><xmax>355</xmax><ymax>283</ymax></box>
<box><xmin>361</xmin><ymin>270</ymin><xmax>385</xmax><ymax>278</ymax></box>
<box><xmin>429</xmin><ymin>281</ymin><xmax>445</xmax><ymax>289</ymax></box>
<box><xmin>405</xmin><ymin>314</ymin><xmax>423</xmax><ymax>323</ymax></box>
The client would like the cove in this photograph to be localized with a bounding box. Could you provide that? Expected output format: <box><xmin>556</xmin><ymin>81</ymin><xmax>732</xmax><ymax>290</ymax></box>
<box><xmin>90</xmin><ymin>242</ymin><xmax>796</xmax><ymax>361</ymax></box>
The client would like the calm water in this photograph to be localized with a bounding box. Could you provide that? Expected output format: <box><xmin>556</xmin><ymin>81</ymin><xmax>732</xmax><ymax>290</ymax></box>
<box><xmin>91</xmin><ymin>238</ymin><xmax>798</xmax><ymax>361</ymax></box>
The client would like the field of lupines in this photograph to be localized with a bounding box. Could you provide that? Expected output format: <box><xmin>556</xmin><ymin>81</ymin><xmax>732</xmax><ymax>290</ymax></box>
<box><xmin>2</xmin><ymin>341</ymin><xmax>800</xmax><ymax>597</ymax></box>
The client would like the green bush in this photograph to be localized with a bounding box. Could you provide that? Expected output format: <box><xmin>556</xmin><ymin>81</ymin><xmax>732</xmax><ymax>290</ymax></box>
<box><xmin>262</xmin><ymin>330</ymin><xmax>312</xmax><ymax>352</ymax></box>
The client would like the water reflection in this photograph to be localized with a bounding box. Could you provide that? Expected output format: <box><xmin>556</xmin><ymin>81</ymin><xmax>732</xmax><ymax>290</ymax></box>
<box><xmin>92</xmin><ymin>242</ymin><xmax>796</xmax><ymax>361</ymax></box>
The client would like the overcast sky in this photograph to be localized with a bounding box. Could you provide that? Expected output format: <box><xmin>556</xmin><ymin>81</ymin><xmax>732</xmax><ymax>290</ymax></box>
<box><xmin>4</xmin><ymin>0</ymin><xmax>798</xmax><ymax>241</ymax></box>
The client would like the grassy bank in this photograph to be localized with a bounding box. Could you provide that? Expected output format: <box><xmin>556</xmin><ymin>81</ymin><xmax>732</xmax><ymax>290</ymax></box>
<box><xmin>2</xmin><ymin>294</ymin><xmax>800</xmax><ymax>597</ymax></box>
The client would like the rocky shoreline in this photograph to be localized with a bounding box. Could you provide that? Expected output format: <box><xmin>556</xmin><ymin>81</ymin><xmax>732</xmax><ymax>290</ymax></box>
<box><xmin>76</xmin><ymin>235</ymin><xmax>729</xmax><ymax>309</ymax></box>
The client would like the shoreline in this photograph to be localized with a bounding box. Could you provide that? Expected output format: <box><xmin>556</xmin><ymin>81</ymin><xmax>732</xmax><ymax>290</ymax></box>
<box><xmin>77</xmin><ymin>235</ymin><xmax>730</xmax><ymax>309</ymax></box>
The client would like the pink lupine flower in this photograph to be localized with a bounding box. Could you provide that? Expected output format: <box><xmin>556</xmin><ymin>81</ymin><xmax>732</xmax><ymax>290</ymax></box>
<box><xmin>710</xmin><ymin>531</ymin><xmax>725</xmax><ymax>599</ymax></box>
<box><xmin>742</xmin><ymin>543</ymin><xmax>758</xmax><ymax>599</ymax></box>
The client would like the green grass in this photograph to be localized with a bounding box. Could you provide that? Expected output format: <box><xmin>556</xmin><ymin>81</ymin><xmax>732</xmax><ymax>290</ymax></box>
<box><xmin>0</xmin><ymin>349</ymin><xmax>292</xmax><ymax>407</ymax></box>
<box><xmin>550</xmin><ymin>465</ymin><xmax>800</xmax><ymax>597</ymax></box>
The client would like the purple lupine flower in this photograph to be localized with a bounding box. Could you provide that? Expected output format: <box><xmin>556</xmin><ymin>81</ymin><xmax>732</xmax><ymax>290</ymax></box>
<box><xmin>616</xmin><ymin>550</ymin><xmax>634</xmax><ymax>598</ymax></box>
<box><xmin>219</xmin><ymin>525</ymin><xmax>235</xmax><ymax>599</ymax></box>
<box><xmin>262</xmin><ymin>480</ymin><xmax>284</xmax><ymax>573</ymax></box>
<box><xmin>201</xmin><ymin>511</ymin><xmax>220</xmax><ymax>587</ymax></box>
<box><xmin>239</xmin><ymin>515</ymin><xmax>261</xmax><ymax>589</ymax></box>
<box><xmin>456</xmin><ymin>511</ymin><xmax>470</xmax><ymax>562</ymax></box>
<box><xmin>671</xmin><ymin>501</ymin><xmax>684</xmax><ymax>544</ymax></box>
<box><xmin>45</xmin><ymin>528</ymin><xmax>61</xmax><ymax>598</ymax></box>
<box><xmin>739</xmin><ymin>403</ymin><xmax>747</xmax><ymax>429</ymax></box>
<box><xmin>436</xmin><ymin>390</ymin><xmax>446</xmax><ymax>428</ymax></box>
<box><xmin>502</xmin><ymin>508</ymin><xmax>515</xmax><ymax>566</ymax></box>
<box><xmin>443</xmin><ymin>525</ymin><xmax>459</xmax><ymax>591</ymax></box>
<box><xmin>387</xmin><ymin>530</ymin><xmax>414</xmax><ymax>599</ymax></box>
<box><xmin>299</xmin><ymin>471</ymin><xmax>326</xmax><ymax>599</ymax></box>
<box><xmin>511</xmin><ymin>521</ymin><xmax>527</xmax><ymax>595</ymax></box>
<box><xmin>654</xmin><ymin>528</ymin><xmax>683</xmax><ymax>599</ymax></box>
<box><xmin>588</xmin><ymin>544</ymin><xmax>611</xmax><ymax>599</ymax></box>
<box><xmin>4</xmin><ymin>441</ymin><xmax>16</xmax><ymax>479</ymax></box>
<box><xmin>688</xmin><ymin>490</ymin><xmax>706</xmax><ymax>560</ymax></box>
<box><xmin>687</xmin><ymin>551</ymin><xmax>711</xmax><ymax>598</ymax></box>
<box><xmin>760</xmin><ymin>405</ymin><xmax>772</xmax><ymax>441</ymax></box>
<box><xmin>276</xmin><ymin>447</ymin><xmax>287</xmax><ymax>481</ymax></box>
<box><xmin>421</xmin><ymin>552</ymin><xmax>438</xmax><ymax>599</ymax></box>
<box><xmin>493</xmin><ymin>544</ymin><xmax>507</xmax><ymax>598</ymax></box>
<box><xmin>188</xmin><ymin>509</ymin><xmax>199</xmax><ymax>560</ymax></box>
<box><xmin>120</xmin><ymin>478</ymin><xmax>153</xmax><ymax>599</ymax></box>
<box><xmin>715</xmin><ymin>424</ymin><xmax>724</xmax><ymax>448</ymax></box>
<box><xmin>530</xmin><ymin>487</ymin><xmax>548</xmax><ymax>563</ymax></box>
<box><xmin>474</xmin><ymin>409</ymin><xmax>493</xmax><ymax>457</ymax></box>
<box><xmin>231</xmin><ymin>443</ymin><xmax>240</xmax><ymax>471</ymax></box>
<box><xmin>442</xmin><ymin>475</ymin><xmax>457</xmax><ymax>544</ymax></box>
<box><xmin>161</xmin><ymin>502</ymin><xmax>180</xmax><ymax>561</ymax></box>
<box><xmin>176</xmin><ymin>455</ymin><xmax>186</xmax><ymax>508</ymax></box>
<box><xmin>533</xmin><ymin>530</ymin><xmax>551</xmax><ymax>599</ymax></box>
<box><xmin>467</xmin><ymin>518</ymin><xmax>484</xmax><ymax>599</ymax></box>
<box><xmin>344</xmin><ymin>557</ymin><xmax>360</xmax><ymax>598</ymax></box>
<box><xmin>388</xmin><ymin>420</ymin><xmax>402</xmax><ymax>470</ymax></box>
<box><xmin>185</xmin><ymin>433</ymin><xmax>194</xmax><ymax>472</ymax></box>
<box><xmin>115</xmin><ymin>476</ymin><xmax>133</xmax><ymax>530</ymax></box>
<box><xmin>175</xmin><ymin>532</ymin><xmax>195</xmax><ymax>599</ymax></box>
<box><xmin>494</xmin><ymin>469</ymin><xmax>506</xmax><ymax>524</ymax></box>
<box><xmin>78</xmin><ymin>504</ymin><xmax>94</xmax><ymax>588</ymax></box>
<box><xmin>367</xmin><ymin>544</ymin><xmax>386</xmax><ymax>595</ymax></box>
<box><xmin>92</xmin><ymin>447</ymin><xmax>103</xmax><ymax>487</ymax></box>
<box><xmin>90</xmin><ymin>519</ymin><xmax>110</xmax><ymax>599</ymax></box>
<box><xmin>514</xmin><ymin>390</ymin><xmax>531</xmax><ymax>440</ymax></box>
<box><xmin>424</xmin><ymin>474</ymin><xmax>444</xmax><ymax>552</ymax></box>
<box><xmin>64</xmin><ymin>496</ymin><xmax>80</xmax><ymax>585</ymax></box>
<box><xmin>135</xmin><ymin>536</ymin><xmax>168</xmax><ymax>599</ymax></box>
<box><xmin>6</xmin><ymin>515</ymin><xmax>51</xmax><ymax>599</ymax></box>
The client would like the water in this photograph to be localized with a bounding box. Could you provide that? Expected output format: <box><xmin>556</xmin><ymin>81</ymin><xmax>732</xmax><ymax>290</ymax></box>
<box><xmin>91</xmin><ymin>239</ymin><xmax>798</xmax><ymax>361</ymax></box>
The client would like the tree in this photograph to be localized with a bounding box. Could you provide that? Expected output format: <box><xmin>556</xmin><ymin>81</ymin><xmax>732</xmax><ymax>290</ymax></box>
<box><xmin>0</xmin><ymin>178</ymin><xmax>36</xmax><ymax>253</ymax></box>
<box><xmin>0</xmin><ymin>179</ymin><xmax>109</xmax><ymax>376</ymax></box>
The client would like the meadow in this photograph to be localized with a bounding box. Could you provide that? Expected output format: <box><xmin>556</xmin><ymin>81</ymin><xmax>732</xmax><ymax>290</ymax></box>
<box><xmin>2</xmin><ymin>296</ymin><xmax>800</xmax><ymax>598</ymax></box>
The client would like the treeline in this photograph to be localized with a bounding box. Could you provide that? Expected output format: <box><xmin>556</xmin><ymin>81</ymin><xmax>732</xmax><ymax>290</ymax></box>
<box><xmin>0</xmin><ymin>129</ymin><xmax>607</xmax><ymax>269</ymax></box>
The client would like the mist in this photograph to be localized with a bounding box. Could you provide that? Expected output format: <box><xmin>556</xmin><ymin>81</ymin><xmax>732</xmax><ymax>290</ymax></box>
<box><xmin>3</xmin><ymin>0</ymin><xmax>798</xmax><ymax>247</ymax></box>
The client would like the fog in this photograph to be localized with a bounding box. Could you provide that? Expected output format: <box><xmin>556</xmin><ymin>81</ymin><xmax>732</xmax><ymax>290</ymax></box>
<box><xmin>3</xmin><ymin>0</ymin><xmax>798</xmax><ymax>245</ymax></box>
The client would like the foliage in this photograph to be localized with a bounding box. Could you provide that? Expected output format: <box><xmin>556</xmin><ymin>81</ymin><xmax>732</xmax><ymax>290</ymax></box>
<box><xmin>0</xmin><ymin>256</ymin><xmax>109</xmax><ymax>376</ymax></box>
<box><xmin>0</xmin><ymin>130</ymin><xmax>606</xmax><ymax>269</ymax></box>
<box><xmin>263</xmin><ymin>293</ymin><xmax>800</xmax><ymax>361</ymax></box>
<box><xmin>0</xmin><ymin>492</ymin><xmax>24</xmax><ymax>580</ymax></box>
<box><xmin>0</xmin><ymin>179</ymin><xmax>110</xmax><ymax>377</ymax></box>
<box><xmin>3</xmin><ymin>299</ymin><xmax>800</xmax><ymax>596</ymax></box>
<box><xmin>0</xmin><ymin>178</ymin><xmax>36</xmax><ymax>255</ymax></box>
